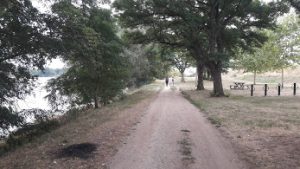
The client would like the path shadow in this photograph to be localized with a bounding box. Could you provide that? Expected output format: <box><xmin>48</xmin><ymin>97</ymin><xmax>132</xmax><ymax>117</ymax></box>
<box><xmin>56</xmin><ymin>143</ymin><xmax>97</xmax><ymax>159</ymax></box>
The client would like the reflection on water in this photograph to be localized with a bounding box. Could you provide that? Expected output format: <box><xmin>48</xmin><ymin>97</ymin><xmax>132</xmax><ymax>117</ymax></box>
<box><xmin>16</xmin><ymin>77</ymin><xmax>53</xmax><ymax>111</ymax></box>
<box><xmin>1</xmin><ymin>77</ymin><xmax>59</xmax><ymax>138</ymax></box>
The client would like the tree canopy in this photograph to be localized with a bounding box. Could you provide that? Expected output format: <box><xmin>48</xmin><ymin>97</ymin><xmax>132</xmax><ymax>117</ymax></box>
<box><xmin>114</xmin><ymin>0</ymin><xmax>289</xmax><ymax>96</ymax></box>
<box><xmin>46</xmin><ymin>0</ymin><xmax>129</xmax><ymax>109</ymax></box>
<box><xmin>234</xmin><ymin>13</ymin><xmax>300</xmax><ymax>85</ymax></box>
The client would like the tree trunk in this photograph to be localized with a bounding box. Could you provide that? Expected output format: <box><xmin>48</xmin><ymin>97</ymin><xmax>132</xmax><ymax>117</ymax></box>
<box><xmin>180</xmin><ymin>72</ymin><xmax>185</xmax><ymax>82</ymax></box>
<box><xmin>196</xmin><ymin>61</ymin><xmax>205</xmax><ymax>90</ymax></box>
<box><xmin>207</xmin><ymin>61</ymin><xmax>225</xmax><ymax>97</ymax></box>
<box><xmin>254</xmin><ymin>70</ymin><xmax>257</xmax><ymax>85</ymax></box>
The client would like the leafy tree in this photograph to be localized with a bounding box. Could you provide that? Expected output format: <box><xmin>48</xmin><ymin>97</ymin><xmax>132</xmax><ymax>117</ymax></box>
<box><xmin>123</xmin><ymin>44</ymin><xmax>169</xmax><ymax>87</ymax></box>
<box><xmin>114</xmin><ymin>0</ymin><xmax>288</xmax><ymax>96</ymax></box>
<box><xmin>235</xmin><ymin>14</ymin><xmax>300</xmax><ymax>86</ymax></box>
<box><xmin>114</xmin><ymin>0</ymin><xmax>207</xmax><ymax>90</ymax></box>
<box><xmin>166</xmin><ymin>49</ymin><xmax>194</xmax><ymax>82</ymax></box>
<box><xmin>0</xmin><ymin>0</ymin><xmax>56</xmax><ymax>132</ymax></box>
<box><xmin>202</xmin><ymin>0</ymin><xmax>288</xmax><ymax>96</ymax></box>
<box><xmin>46</xmin><ymin>1</ymin><xmax>129</xmax><ymax>109</ymax></box>
<box><xmin>271</xmin><ymin>13</ymin><xmax>300</xmax><ymax>87</ymax></box>
<box><xmin>145</xmin><ymin>45</ymin><xmax>171</xmax><ymax>79</ymax></box>
<box><xmin>124</xmin><ymin>45</ymin><xmax>153</xmax><ymax>87</ymax></box>
<box><xmin>234</xmin><ymin>40</ymin><xmax>279</xmax><ymax>85</ymax></box>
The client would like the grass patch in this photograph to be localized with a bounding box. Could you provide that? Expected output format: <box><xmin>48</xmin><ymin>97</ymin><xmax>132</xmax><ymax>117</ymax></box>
<box><xmin>207</xmin><ymin>116</ymin><xmax>222</xmax><ymax>128</ymax></box>
<box><xmin>179</xmin><ymin>71</ymin><xmax>300</xmax><ymax>169</ymax></box>
<box><xmin>181</xmin><ymin>91</ymin><xmax>208</xmax><ymax>111</ymax></box>
<box><xmin>181</xmin><ymin>89</ymin><xmax>300</xmax><ymax>131</ymax></box>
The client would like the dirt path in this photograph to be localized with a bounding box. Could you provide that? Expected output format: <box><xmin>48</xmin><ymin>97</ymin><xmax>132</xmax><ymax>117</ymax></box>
<box><xmin>109</xmin><ymin>87</ymin><xmax>247</xmax><ymax>169</ymax></box>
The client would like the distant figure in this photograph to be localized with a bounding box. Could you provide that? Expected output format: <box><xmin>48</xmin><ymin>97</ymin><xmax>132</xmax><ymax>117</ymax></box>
<box><xmin>165</xmin><ymin>77</ymin><xmax>169</xmax><ymax>86</ymax></box>
<box><xmin>172</xmin><ymin>77</ymin><xmax>174</xmax><ymax>86</ymax></box>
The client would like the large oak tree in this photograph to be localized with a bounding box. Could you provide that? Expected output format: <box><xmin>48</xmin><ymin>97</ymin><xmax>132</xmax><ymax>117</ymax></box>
<box><xmin>114</xmin><ymin>0</ymin><xmax>288</xmax><ymax>96</ymax></box>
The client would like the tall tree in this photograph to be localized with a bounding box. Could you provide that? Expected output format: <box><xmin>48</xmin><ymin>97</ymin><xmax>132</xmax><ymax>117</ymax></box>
<box><xmin>114</xmin><ymin>0</ymin><xmax>207</xmax><ymax>90</ymax></box>
<box><xmin>234</xmin><ymin>14</ymin><xmax>300</xmax><ymax>86</ymax></box>
<box><xmin>114</xmin><ymin>0</ymin><xmax>288</xmax><ymax>96</ymax></box>
<box><xmin>203</xmin><ymin>0</ymin><xmax>288</xmax><ymax>96</ymax></box>
<box><xmin>46</xmin><ymin>1</ymin><xmax>129</xmax><ymax>110</ymax></box>
<box><xmin>271</xmin><ymin>13</ymin><xmax>300</xmax><ymax>87</ymax></box>
<box><xmin>123</xmin><ymin>44</ymin><xmax>170</xmax><ymax>87</ymax></box>
<box><xmin>166</xmin><ymin>50</ymin><xmax>193</xmax><ymax>82</ymax></box>
<box><xmin>234</xmin><ymin>39</ymin><xmax>279</xmax><ymax>85</ymax></box>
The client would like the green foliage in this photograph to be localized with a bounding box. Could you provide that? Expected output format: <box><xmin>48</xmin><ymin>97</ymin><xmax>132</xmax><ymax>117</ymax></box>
<box><xmin>234</xmin><ymin>13</ymin><xmax>300</xmax><ymax>74</ymax></box>
<box><xmin>46</xmin><ymin>1</ymin><xmax>129</xmax><ymax>109</ymax></box>
<box><xmin>146</xmin><ymin>45</ymin><xmax>172</xmax><ymax>79</ymax></box>
<box><xmin>233</xmin><ymin>32</ymin><xmax>280</xmax><ymax>74</ymax></box>
<box><xmin>0</xmin><ymin>107</ymin><xmax>24</xmax><ymax>136</ymax></box>
<box><xmin>274</xmin><ymin>13</ymin><xmax>300</xmax><ymax>69</ymax></box>
<box><xmin>124</xmin><ymin>45</ymin><xmax>154</xmax><ymax>87</ymax></box>
<box><xmin>122</xmin><ymin>42</ymin><xmax>172</xmax><ymax>87</ymax></box>
<box><xmin>0</xmin><ymin>0</ymin><xmax>58</xmax><ymax>132</ymax></box>
<box><xmin>165</xmin><ymin>49</ymin><xmax>194</xmax><ymax>74</ymax></box>
<box><xmin>114</xmin><ymin>0</ymin><xmax>289</xmax><ymax>96</ymax></box>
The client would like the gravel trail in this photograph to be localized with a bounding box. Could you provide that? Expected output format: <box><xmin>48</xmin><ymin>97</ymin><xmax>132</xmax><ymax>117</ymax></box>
<box><xmin>109</xmin><ymin>87</ymin><xmax>247</xmax><ymax>169</ymax></box>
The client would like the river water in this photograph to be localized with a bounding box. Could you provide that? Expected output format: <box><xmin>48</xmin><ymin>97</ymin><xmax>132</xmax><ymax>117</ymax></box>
<box><xmin>16</xmin><ymin>77</ymin><xmax>53</xmax><ymax>111</ymax></box>
<box><xmin>0</xmin><ymin>77</ymin><xmax>56</xmax><ymax>138</ymax></box>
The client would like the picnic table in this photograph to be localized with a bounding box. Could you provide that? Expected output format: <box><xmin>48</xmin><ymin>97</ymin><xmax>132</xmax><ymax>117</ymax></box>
<box><xmin>230</xmin><ymin>82</ymin><xmax>250</xmax><ymax>90</ymax></box>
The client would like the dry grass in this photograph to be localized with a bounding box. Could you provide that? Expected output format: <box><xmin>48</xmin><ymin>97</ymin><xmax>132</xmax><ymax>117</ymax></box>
<box><xmin>0</xmin><ymin>82</ymin><xmax>162</xmax><ymax>169</ymax></box>
<box><xmin>179</xmin><ymin>75</ymin><xmax>300</xmax><ymax>169</ymax></box>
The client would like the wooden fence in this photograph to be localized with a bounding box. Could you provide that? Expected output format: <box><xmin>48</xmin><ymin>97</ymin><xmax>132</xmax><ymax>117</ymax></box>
<box><xmin>230</xmin><ymin>83</ymin><xmax>299</xmax><ymax>97</ymax></box>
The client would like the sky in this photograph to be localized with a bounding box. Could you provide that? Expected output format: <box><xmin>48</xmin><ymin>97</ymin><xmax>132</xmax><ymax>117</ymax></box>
<box><xmin>46</xmin><ymin>58</ymin><xmax>65</xmax><ymax>69</ymax></box>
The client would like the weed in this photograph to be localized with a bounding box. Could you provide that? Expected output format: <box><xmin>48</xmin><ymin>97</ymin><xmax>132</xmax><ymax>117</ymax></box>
<box><xmin>207</xmin><ymin>116</ymin><xmax>222</xmax><ymax>128</ymax></box>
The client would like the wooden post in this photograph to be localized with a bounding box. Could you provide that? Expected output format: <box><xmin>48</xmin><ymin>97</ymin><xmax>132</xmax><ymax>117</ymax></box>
<box><xmin>251</xmin><ymin>84</ymin><xmax>254</xmax><ymax>96</ymax></box>
<box><xmin>294</xmin><ymin>83</ymin><xmax>296</xmax><ymax>96</ymax></box>
<box><xmin>264</xmin><ymin>84</ymin><xmax>268</xmax><ymax>96</ymax></box>
<box><xmin>278</xmin><ymin>85</ymin><xmax>281</xmax><ymax>96</ymax></box>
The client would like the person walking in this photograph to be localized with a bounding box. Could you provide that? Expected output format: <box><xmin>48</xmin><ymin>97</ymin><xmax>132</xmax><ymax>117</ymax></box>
<box><xmin>165</xmin><ymin>77</ymin><xmax>169</xmax><ymax>86</ymax></box>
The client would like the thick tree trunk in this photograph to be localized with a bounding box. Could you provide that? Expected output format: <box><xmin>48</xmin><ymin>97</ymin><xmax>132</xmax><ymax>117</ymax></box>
<box><xmin>207</xmin><ymin>61</ymin><xmax>225</xmax><ymax>96</ymax></box>
<box><xmin>196</xmin><ymin>61</ymin><xmax>205</xmax><ymax>90</ymax></box>
<box><xmin>180</xmin><ymin>72</ymin><xmax>185</xmax><ymax>82</ymax></box>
